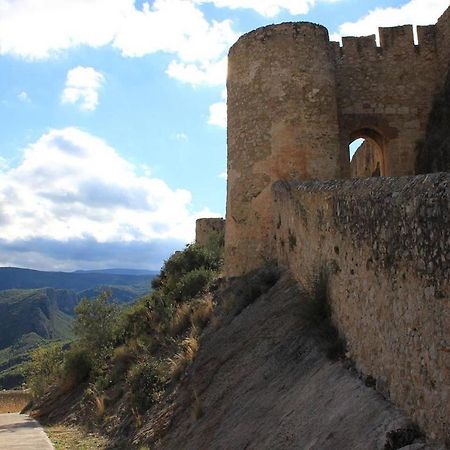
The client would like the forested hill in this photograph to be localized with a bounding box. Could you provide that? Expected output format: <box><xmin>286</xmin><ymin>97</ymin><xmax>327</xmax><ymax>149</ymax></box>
<box><xmin>0</xmin><ymin>267</ymin><xmax>157</xmax><ymax>291</ymax></box>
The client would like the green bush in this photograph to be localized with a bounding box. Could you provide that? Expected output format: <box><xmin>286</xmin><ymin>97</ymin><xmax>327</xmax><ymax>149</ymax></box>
<box><xmin>26</xmin><ymin>344</ymin><xmax>64</xmax><ymax>397</ymax></box>
<box><xmin>63</xmin><ymin>346</ymin><xmax>92</xmax><ymax>386</ymax></box>
<box><xmin>74</xmin><ymin>291</ymin><xmax>122</xmax><ymax>367</ymax></box>
<box><xmin>160</xmin><ymin>243</ymin><xmax>222</xmax><ymax>298</ymax></box>
<box><xmin>174</xmin><ymin>268</ymin><xmax>214</xmax><ymax>302</ymax></box>
<box><xmin>127</xmin><ymin>360</ymin><xmax>163</xmax><ymax>413</ymax></box>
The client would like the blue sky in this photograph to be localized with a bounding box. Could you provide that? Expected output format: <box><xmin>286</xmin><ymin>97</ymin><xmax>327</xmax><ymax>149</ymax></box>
<box><xmin>0</xmin><ymin>0</ymin><xmax>447</xmax><ymax>271</ymax></box>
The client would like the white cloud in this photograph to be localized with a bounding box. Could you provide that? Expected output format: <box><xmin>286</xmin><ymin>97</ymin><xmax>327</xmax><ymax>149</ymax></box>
<box><xmin>61</xmin><ymin>66</ymin><xmax>104</xmax><ymax>111</ymax></box>
<box><xmin>218</xmin><ymin>170</ymin><xmax>227</xmax><ymax>179</ymax></box>
<box><xmin>0</xmin><ymin>0</ymin><xmax>237</xmax><ymax>87</ymax></box>
<box><xmin>166</xmin><ymin>56</ymin><xmax>228</xmax><ymax>86</ymax></box>
<box><xmin>195</xmin><ymin>0</ymin><xmax>316</xmax><ymax>17</ymax></box>
<box><xmin>0</xmin><ymin>127</ymin><xmax>214</xmax><ymax>247</ymax></box>
<box><xmin>208</xmin><ymin>102</ymin><xmax>227</xmax><ymax>128</ymax></box>
<box><xmin>208</xmin><ymin>89</ymin><xmax>227</xmax><ymax>128</ymax></box>
<box><xmin>331</xmin><ymin>0</ymin><xmax>448</xmax><ymax>42</ymax></box>
<box><xmin>0</xmin><ymin>0</ymin><xmax>130</xmax><ymax>59</ymax></box>
<box><xmin>0</xmin><ymin>0</ymin><xmax>345</xmax><ymax>87</ymax></box>
<box><xmin>17</xmin><ymin>91</ymin><xmax>30</xmax><ymax>102</ymax></box>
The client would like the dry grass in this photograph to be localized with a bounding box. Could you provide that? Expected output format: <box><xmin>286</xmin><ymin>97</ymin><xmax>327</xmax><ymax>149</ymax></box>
<box><xmin>86</xmin><ymin>387</ymin><xmax>106</xmax><ymax>419</ymax></box>
<box><xmin>0</xmin><ymin>390</ymin><xmax>32</xmax><ymax>413</ymax></box>
<box><xmin>170</xmin><ymin>303</ymin><xmax>192</xmax><ymax>336</ymax></box>
<box><xmin>45</xmin><ymin>424</ymin><xmax>108</xmax><ymax>450</ymax></box>
<box><xmin>171</xmin><ymin>295</ymin><xmax>214</xmax><ymax>338</ymax></box>
<box><xmin>191</xmin><ymin>296</ymin><xmax>214</xmax><ymax>331</ymax></box>
<box><xmin>168</xmin><ymin>335</ymin><xmax>199</xmax><ymax>381</ymax></box>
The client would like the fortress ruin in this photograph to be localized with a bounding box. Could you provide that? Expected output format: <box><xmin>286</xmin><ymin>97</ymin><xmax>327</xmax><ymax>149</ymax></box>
<box><xmin>196</xmin><ymin>6</ymin><xmax>450</xmax><ymax>446</ymax></box>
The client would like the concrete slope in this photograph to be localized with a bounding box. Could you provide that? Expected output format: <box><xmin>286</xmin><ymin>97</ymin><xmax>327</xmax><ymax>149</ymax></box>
<box><xmin>143</xmin><ymin>273</ymin><xmax>438</xmax><ymax>450</ymax></box>
<box><xmin>0</xmin><ymin>413</ymin><xmax>54</xmax><ymax>450</ymax></box>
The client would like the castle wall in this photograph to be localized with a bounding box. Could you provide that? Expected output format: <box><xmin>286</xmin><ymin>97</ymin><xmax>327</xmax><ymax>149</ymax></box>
<box><xmin>195</xmin><ymin>218</ymin><xmax>225</xmax><ymax>247</ymax></box>
<box><xmin>273</xmin><ymin>173</ymin><xmax>450</xmax><ymax>444</ymax></box>
<box><xmin>334</xmin><ymin>25</ymin><xmax>441</xmax><ymax>177</ymax></box>
<box><xmin>225</xmin><ymin>23</ymin><xmax>341</xmax><ymax>277</ymax></box>
<box><xmin>224</xmin><ymin>7</ymin><xmax>450</xmax><ymax>278</ymax></box>
<box><xmin>436</xmin><ymin>6</ymin><xmax>450</xmax><ymax>79</ymax></box>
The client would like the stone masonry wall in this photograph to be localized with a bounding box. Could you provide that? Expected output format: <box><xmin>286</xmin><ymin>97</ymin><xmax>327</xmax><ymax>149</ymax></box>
<box><xmin>334</xmin><ymin>24</ymin><xmax>441</xmax><ymax>177</ymax></box>
<box><xmin>225</xmin><ymin>23</ymin><xmax>341</xmax><ymax>277</ymax></box>
<box><xmin>195</xmin><ymin>218</ymin><xmax>225</xmax><ymax>247</ymax></box>
<box><xmin>272</xmin><ymin>173</ymin><xmax>450</xmax><ymax>444</ymax></box>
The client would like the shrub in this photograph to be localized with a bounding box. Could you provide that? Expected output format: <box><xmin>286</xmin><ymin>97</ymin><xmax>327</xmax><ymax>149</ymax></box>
<box><xmin>26</xmin><ymin>344</ymin><xmax>64</xmax><ymax>397</ymax></box>
<box><xmin>170</xmin><ymin>303</ymin><xmax>193</xmax><ymax>337</ymax></box>
<box><xmin>159</xmin><ymin>243</ymin><xmax>222</xmax><ymax>298</ymax></box>
<box><xmin>191</xmin><ymin>296</ymin><xmax>214</xmax><ymax>331</ymax></box>
<box><xmin>174</xmin><ymin>268</ymin><xmax>213</xmax><ymax>302</ymax></box>
<box><xmin>63</xmin><ymin>346</ymin><xmax>92</xmax><ymax>386</ymax></box>
<box><xmin>127</xmin><ymin>360</ymin><xmax>164</xmax><ymax>413</ymax></box>
<box><xmin>74</xmin><ymin>291</ymin><xmax>122</xmax><ymax>367</ymax></box>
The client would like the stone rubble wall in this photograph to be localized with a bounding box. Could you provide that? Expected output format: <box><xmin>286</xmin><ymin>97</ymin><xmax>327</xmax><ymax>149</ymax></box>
<box><xmin>195</xmin><ymin>218</ymin><xmax>225</xmax><ymax>247</ymax></box>
<box><xmin>272</xmin><ymin>173</ymin><xmax>450</xmax><ymax>445</ymax></box>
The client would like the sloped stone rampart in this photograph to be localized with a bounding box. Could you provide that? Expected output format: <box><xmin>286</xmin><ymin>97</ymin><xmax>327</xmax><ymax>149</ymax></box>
<box><xmin>272</xmin><ymin>173</ymin><xmax>450</xmax><ymax>445</ymax></box>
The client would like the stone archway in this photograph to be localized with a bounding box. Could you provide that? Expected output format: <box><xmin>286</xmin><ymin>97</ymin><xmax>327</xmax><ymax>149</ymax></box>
<box><xmin>349</xmin><ymin>128</ymin><xmax>386</xmax><ymax>178</ymax></box>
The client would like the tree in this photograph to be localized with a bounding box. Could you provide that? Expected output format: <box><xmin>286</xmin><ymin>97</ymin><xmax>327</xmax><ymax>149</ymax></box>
<box><xmin>74</xmin><ymin>291</ymin><xmax>121</xmax><ymax>366</ymax></box>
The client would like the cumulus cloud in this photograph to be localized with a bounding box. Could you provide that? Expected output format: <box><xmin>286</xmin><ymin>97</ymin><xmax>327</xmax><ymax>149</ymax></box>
<box><xmin>0</xmin><ymin>0</ymin><xmax>339</xmax><ymax>87</ymax></box>
<box><xmin>0</xmin><ymin>0</ymin><xmax>237</xmax><ymax>87</ymax></box>
<box><xmin>0</xmin><ymin>127</ymin><xmax>217</xmax><ymax>269</ymax></box>
<box><xmin>166</xmin><ymin>57</ymin><xmax>228</xmax><ymax>87</ymax></box>
<box><xmin>0</xmin><ymin>0</ymin><xmax>129</xmax><ymax>59</ymax></box>
<box><xmin>208</xmin><ymin>89</ymin><xmax>227</xmax><ymax>128</ymax></box>
<box><xmin>331</xmin><ymin>0</ymin><xmax>448</xmax><ymax>42</ymax></box>
<box><xmin>61</xmin><ymin>66</ymin><xmax>104</xmax><ymax>111</ymax></box>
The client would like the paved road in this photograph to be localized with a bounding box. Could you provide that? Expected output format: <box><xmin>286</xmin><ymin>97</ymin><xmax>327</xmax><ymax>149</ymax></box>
<box><xmin>0</xmin><ymin>413</ymin><xmax>54</xmax><ymax>450</ymax></box>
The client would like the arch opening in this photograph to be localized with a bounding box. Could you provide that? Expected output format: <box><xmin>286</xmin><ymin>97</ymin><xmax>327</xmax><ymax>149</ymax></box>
<box><xmin>348</xmin><ymin>130</ymin><xmax>386</xmax><ymax>178</ymax></box>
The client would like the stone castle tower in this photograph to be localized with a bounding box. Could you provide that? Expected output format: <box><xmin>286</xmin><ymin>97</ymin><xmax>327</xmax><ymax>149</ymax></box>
<box><xmin>225</xmin><ymin>6</ymin><xmax>450</xmax><ymax>277</ymax></box>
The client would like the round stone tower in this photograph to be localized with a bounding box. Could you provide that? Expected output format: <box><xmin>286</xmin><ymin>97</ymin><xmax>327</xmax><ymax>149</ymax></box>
<box><xmin>225</xmin><ymin>22</ymin><xmax>341</xmax><ymax>277</ymax></box>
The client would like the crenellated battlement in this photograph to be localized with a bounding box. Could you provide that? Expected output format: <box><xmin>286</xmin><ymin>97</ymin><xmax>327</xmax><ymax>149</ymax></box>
<box><xmin>335</xmin><ymin>23</ymin><xmax>441</xmax><ymax>61</ymax></box>
<box><xmin>379</xmin><ymin>24</ymin><xmax>415</xmax><ymax>50</ymax></box>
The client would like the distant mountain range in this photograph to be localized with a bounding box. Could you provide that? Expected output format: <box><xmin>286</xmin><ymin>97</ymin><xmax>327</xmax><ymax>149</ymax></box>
<box><xmin>0</xmin><ymin>267</ymin><xmax>158</xmax><ymax>291</ymax></box>
<box><xmin>74</xmin><ymin>268</ymin><xmax>157</xmax><ymax>276</ymax></box>
<box><xmin>0</xmin><ymin>267</ymin><xmax>158</xmax><ymax>389</ymax></box>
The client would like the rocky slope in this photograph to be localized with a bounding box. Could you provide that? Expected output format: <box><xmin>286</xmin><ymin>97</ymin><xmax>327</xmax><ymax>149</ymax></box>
<box><xmin>135</xmin><ymin>272</ymin><xmax>439</xmax><ymax>450</ymax></box>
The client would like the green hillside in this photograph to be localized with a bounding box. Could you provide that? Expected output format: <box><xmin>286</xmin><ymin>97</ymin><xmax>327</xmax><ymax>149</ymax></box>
<box><xmin>0</xmin><ymin>288</ymin><xmax>75</xmax><ymax>389</ymax></box>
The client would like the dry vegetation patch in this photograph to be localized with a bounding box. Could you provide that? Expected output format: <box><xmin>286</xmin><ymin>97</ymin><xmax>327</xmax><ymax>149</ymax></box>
<box><xmin>45</xmin><ymin>424</ymin><xmax>108</xmax><ymax>450</ymax></box>
<box><xmin>0</xmin><ymin>390</ymin><xmax>31</xmax><ymax>413</ymax></box>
